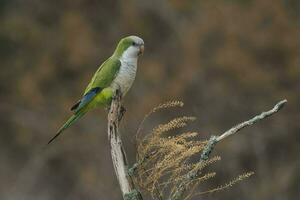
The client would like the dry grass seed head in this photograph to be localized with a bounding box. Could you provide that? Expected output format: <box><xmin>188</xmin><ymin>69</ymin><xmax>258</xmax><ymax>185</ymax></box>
<box><xmin>135</xmin><ymin>117</ymin><xmax>218</xmax><ymax>198</ymax></box>
<box><xmin>152</xmin><ymin>116</ymin><xmax>196</xmax><ymax>136</ymax></box>
<box><xmin>136</xmin><ymin>100</ymin><xmax>184</xmax><ymax>139</ymax></box>
<box><xmin>194</xmin><ymin>171</ymin><xmax>255</xmax><ymax>196</ymax></box>
<box><xmin>135</xmin><ymin>101</ymin><xmax>254</xmax><ymax>199</ymax></box>
<box><xmin>137</xmin><ymin>116</ymin><xmax>196</xmax><ymax>161</ymax></box>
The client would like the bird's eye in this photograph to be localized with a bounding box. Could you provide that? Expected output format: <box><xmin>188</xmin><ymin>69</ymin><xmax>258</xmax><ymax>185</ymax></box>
<box><xmin>132</xmin><ymin>42</ymin><xmax>137</xmax><ymax>46</ymax></box>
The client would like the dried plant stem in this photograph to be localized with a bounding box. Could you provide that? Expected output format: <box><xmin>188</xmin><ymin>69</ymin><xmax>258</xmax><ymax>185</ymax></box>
<box><xmin>108</xmin><ymin>90</ymin><xmax>143</xmax><ymax>200</ymax></box>
<box><xmin>171</xmin><ymin>99</ymin><xmax>287</xmax><ymax>200</ymax></box>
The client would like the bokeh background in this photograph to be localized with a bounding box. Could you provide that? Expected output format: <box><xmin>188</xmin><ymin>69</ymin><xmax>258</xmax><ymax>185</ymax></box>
<box><xmin>0</xmin><ymin>0</ymin><xmax>299</xmax><ymax>199</ymax></box>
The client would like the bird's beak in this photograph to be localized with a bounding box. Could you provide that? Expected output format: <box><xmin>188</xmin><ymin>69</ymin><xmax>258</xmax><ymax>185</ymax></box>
<box><xmin>139</xmin><ymin>45</ymin><xmax>144</xmax><ymax>55</ymax></box>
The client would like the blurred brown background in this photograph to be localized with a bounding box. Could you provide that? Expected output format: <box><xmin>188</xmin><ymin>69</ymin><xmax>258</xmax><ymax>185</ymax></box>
<box><xmin>0</xmin><ymin>0</ymin><xmax>299</xmax><ymax>199</ymax></box>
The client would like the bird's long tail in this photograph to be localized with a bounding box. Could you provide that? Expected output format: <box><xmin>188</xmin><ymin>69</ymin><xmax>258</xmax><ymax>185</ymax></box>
<box><xmin>47</xmin><ymin>112</ymin><xmax>85</xmax><ymax>145</ymax></box>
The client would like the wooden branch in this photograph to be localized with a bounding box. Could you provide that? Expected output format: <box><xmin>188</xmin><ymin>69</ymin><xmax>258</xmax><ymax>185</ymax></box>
<box><xmin>108</xmin><ymin>90</ymin><xmax>143</xmax><ymax>200</ymax></box>
<box><xmin>171</xmin><ymin>99</ymin><xmax>287</xmax><ymax>200</ymax></box>
<box><xmin>216</xmin><ymin>99</ymin><xmax>287</xmax><ymax>142</ymax></box>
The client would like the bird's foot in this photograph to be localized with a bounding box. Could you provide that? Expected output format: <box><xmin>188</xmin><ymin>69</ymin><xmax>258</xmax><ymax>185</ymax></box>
<box><xmin>105</xmin><ymin>106</ymin><xmax>111</xmax><ymax>112</ymax></box>
<box><xmin>113</xmin><ymin>89</ymin><xmax>122</xmax><ymax>100</ymax></box>
<box><xmin>118</xmin><ymin>106</ymin><xmax>126</xmax><ymax>121</ymax></box>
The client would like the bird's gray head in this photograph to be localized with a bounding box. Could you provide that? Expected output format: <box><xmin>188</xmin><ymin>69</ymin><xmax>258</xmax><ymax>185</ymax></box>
<box><xmin>113</xmin><ymin>35</ymin><xmax>144</xmax><ymax>59</ymax></box>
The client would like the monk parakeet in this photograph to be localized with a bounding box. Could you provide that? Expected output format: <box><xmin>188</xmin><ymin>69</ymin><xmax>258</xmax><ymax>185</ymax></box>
<box><xmin>48</xmin><ymin>36</ymin><xmax>144</xmax><ymax>144</ymax></box>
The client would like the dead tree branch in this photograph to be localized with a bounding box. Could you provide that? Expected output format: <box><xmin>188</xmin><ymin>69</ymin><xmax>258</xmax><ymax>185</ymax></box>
<box><xmin>108</xmin><ymin>90</ymin><xmax>143</xmax><ymax>200</ymax></box>
<box><xmin>216</xmin><ymin>99</ymin><xmax>287</xmax><ymax>142</ymax></box>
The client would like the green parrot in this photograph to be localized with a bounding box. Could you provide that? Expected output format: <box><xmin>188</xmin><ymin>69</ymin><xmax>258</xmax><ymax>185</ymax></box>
<box><xmin>48</xmin><ymin>36</ymin><xmax>144</xmax><ymax>144</ymax></box>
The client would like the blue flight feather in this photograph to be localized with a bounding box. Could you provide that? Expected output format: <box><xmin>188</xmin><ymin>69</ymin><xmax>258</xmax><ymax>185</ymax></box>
<box><xmin>74</xmin><ymin>87</ymin><xmax>101</xmax><ymax>113</ymax></box>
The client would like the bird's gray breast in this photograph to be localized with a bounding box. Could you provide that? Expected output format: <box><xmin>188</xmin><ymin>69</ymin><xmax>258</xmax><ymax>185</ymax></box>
<box><xmin>112</xmin><ymin>61</ymin><xmax>137</xmax><ymax>95</ymax></box>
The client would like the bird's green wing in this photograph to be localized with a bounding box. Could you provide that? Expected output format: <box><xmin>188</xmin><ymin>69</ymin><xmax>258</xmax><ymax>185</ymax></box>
<box><xmin>70</xmin><ymin>57</ymin><xmax>121</xmax><ymax>112</ymax></box>
<box><xmin>84</xmin><ymin>57</ymin><xmax>121</xmax><ymax>95</ymax></box>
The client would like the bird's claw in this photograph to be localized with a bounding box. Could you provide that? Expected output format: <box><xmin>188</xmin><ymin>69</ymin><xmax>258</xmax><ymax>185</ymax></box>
<box><xmin>118</xmin><ymin>106</ymin><xmax>126</xmax><ymax>121</ymax></box>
